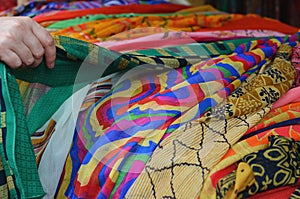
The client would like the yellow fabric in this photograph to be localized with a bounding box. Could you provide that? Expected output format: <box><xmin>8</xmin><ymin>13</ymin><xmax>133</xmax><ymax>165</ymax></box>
<box><xmin>175</xmin><ymin>4</ymin><xmax>219</xmax><ymax>13</ymax></box>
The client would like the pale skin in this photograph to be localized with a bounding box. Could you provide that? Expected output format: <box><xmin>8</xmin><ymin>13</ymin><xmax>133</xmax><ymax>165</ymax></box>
<box><xmin>0</xmin><ymin>16</ymin><xmax>56</xmax><ymax>69</ymax></box>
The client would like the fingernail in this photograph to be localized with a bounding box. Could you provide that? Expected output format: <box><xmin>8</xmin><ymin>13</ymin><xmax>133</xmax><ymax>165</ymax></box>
<box><xmin>49</xmin><ymin>62</ymin><xmax>55</xmax><ymax>69</ymax></box>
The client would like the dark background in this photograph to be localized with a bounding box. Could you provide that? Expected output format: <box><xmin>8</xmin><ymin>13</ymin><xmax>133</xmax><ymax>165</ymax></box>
<box><xmin>205</xmin><ymin>0</ymin><xmax>300</xmax><ymax>27</ymax></box>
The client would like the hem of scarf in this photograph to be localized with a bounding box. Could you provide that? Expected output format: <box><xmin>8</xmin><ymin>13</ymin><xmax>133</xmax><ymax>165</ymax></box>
<box><xmin>0</xmin><ymin>63</ymin><xmax>45</xmax><ymax>199</ymax></box>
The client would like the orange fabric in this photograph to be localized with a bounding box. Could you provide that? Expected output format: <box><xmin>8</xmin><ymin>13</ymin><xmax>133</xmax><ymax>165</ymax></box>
<box><xmin>33</xmin><ymin>4</ymin><xmax>191</xmax><ymax>23</ymax></box>
<box><xmin>196</xmin><ymin>15</ymin><xmax>300</xmax><ymax>34</ymax></box>
<box><xmin>222</xmin><ymin>101</ymin><xmax>300</xmax><ymax>160</ymax></box>
<box><xmin>50</xmin><ymin>13</ymin><xmax>243</xmax><ymax>42</ymax></box>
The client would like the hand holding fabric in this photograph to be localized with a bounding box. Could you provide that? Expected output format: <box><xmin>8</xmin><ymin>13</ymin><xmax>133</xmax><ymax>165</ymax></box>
<box><xmin>0</xmin><ymin>16</ymin><xmax>56</xmax><ymax>69</ymax></box>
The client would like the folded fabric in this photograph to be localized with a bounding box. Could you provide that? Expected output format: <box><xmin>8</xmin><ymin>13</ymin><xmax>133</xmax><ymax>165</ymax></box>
<box><xmin>94</xmin><ymin>29</ymin><xmax>286</xmax><ymax>52</ymax></box>
<box><xmin>51</xmin><ymin>13</ymin><xmax>244</xmax><ymax>42</ymax></box>
<box><xmin>195</xmin><ymin>14</ymin><xmax>299</xmax><ymax>35</ymax></box>
<box><xmin>45</xmin><ymin>4</ymin><xmax>222</xmax><ymax>30</ymax></box>
<box><xmin>33</xmin><ymin>3</ymin><xmax>190</xmax><ymax>23</ymax></box>
<box><xmin>16</xmin><ymin>0</ymin><xmax>171</xmax><ymax>17</ymax></box>
<box><xmin>247</xmin><ymin>180</ymin><xmax>300</xmax><ymax>199</ymax></box>
<box><xmin>216</xmin><ymin>135</ymin><xmax>300</xmax><ymax>199</ymax></box>
<box><xmin>272</xmin><ymin>87</ymin><xmax>300</xmax><ymax>109</ymax></box>
<box><xmin>292</xmin><ymin>43</ymin><xmax>300</xmax><ymax>87</ymax></box>
<box><xmin>200</xmin><ymin>101</ymin><xmax>300</xmax><ymax>198</ymax></box>
<box><xmin>52</xmin><ymin>37</ymin><xmax>298</xmax><ymax>199</ymax></box>
<box><xmin>0</xmin><ymin>34</ymin><xmax>194</xmax><ymax>198</ymax></box>
<box><xmin>125</xmin><ymin>42</ymin><xmax>296</xmax><ymax>199</ymax></box>
<box><xmin>0</xmin><ymin>64</ymin><xmax>44</xmax><ymax>198</ymax></box>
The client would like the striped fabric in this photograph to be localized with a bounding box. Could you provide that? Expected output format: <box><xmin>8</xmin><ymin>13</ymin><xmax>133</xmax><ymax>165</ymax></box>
<box><xmin>54</xmin><ymin>37</ymin><xmax>298</xmax><ymax>198</ymax></box>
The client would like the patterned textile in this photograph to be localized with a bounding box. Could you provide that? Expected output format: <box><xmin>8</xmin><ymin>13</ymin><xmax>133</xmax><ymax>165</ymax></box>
<box><xmin>16</xmin><ymin>0</ymin><xmax>170</xmax><ymax>17</ymax></box>
<box><xmin>0</xmin><ymin>34</ymin><xmax>193</xmax><ymax>199</ymax></box>
<box><xmin>124</xmin><ymin>43</ymin><xmax>296</xmax><ymax>199</ymax></box>
<box><xmin>53</xmin><ymin>38</ymin><xmax>297</xmax><ymax>198</ymax></box>
<box><xmin>0</xmin><ymin>66</ymin><xmax>44</xmax><ymax>198</ymax></box>
<box><xmin>51</xmin><ymin>13</ymin><xmax>244</xmax><ymax>42</ymax></box>
<box><xmin>95</xmin><ymin>29</ymin><xmax>286</xmax><ymax>52</ymax></box>
<box><xmin>32</xmin><ymin>4</ymin><xmax>190</xmax><ymax>23</ymax></box>
<box><xmin>35</xmin><ymin>84</ymin><xmax>91</xmax><ymax>199</ymax></box>
<box><xmin>195</xmin><ymin>14</ymin><xmax>299</xmax><ymax>35</ymax></box>
<box><xmin>216</xmin><ymin>135</ymin><xmax>300</xmax><ymax>198</ymax></box>
<box><xmin>0</xmin><ymin>81</ymin><xmax>19</xmax><ymax>199</ymax></box>
<box><xmin>45</xmin><ymin>4</ymin><xmax>220</xmax><ymax>30</ymax></box>
<box><xmin>12</xmin><ymin>35</ymin><xmax>194</xmax><ymax>137</ymax></box>
<box><xmin>128</xmin><ymin>36</ymin><xmax>289</xmax><ymax>61</ymax></box>
<box><xmin>200</xmin><ymin>101</ymin><xmax>300</xmax><ymax>198</ymax></box>
<box><xmin>290</xmin><ymin>186</ymin><xmax>300</xmax><ymax>199</ymax></box>
<box><xmin>292</xmin><ymin>44</ymin><xmax>300</xmax><ymax>87</ymax></box>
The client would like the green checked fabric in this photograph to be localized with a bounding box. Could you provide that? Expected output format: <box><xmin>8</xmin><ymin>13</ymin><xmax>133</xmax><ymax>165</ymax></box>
<box><xmin>0</xmin><ymin>66</ymin><xmax>44</xmax><ymax>198</ymax></box>
<box><xmin>0</xmin><ymin>35</ymin><xmax>194</xmax><ymax>198</ymax></box>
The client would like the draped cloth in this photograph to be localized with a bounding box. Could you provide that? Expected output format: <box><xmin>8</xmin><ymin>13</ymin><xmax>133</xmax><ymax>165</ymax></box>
<box><xmin>216</xmin><ymin>135</ymin><xmax>300</xmax><ymax>199</ymax></box>
<box><xmin>54</xmin><ymin>37</ymin><xmax>298</xmax><ymax>198</ymax></box>
<box><xmin>0</xmin><ymin>31</ymin><xmax>298</xmax><ymax>198</ymax></box>
<box><xmin>124</xmin><ymin>43</ymin><xmax>296</xmax><ymax>199</ymax></box>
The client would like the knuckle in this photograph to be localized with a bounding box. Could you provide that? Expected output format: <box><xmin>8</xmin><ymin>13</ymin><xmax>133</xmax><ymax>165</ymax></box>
<box><xmin>0</xmin><ymin>32</ymin><xmax>17</xmax><ymax>42</ymax></box>
<box><xmin>45</xmin><ymin>35</ymin><xmax>54</xmax><ymax>46</ymax></box>
<box><xmin>35</xmin><ymin>49</ymin><xmax>45</xmax><ymax>58</ymax></box>
<box><xmin>11</xmin><ymin>20</ymin><xmax>25</xmax><ymax>30</ymax></box>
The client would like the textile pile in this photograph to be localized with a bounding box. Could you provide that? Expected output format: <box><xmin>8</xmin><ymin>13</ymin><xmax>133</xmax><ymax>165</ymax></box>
<box><xmin>0</xmin><ymin>0</ymin><xmax>299</xmax><ymax>198</ymax></box>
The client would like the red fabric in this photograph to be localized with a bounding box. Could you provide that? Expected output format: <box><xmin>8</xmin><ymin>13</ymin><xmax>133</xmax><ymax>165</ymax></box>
<box><xmin>0</xmin><ymin>0</ymin><xmax>16</xmax><ymax>12</ymax></box>
<box><xmin>247</xmin><ymin>179</ymin><xmax>300</xmax><ymax>199</ymax></box>
<box><xmin>33</xmin><ymin>4</ymin><xmax>191</xmax><ymax>23</ymax></box>
<box><xmin>196</xmin><ymin>15</ymin><xmax>299</xmax><ymax>35</ymax></box>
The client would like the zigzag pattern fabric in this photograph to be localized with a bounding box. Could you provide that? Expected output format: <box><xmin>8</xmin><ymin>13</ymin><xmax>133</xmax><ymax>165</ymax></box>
<box><xmin>56</xmin><ymin>37</ymin><xmax>297</xmax><ymax>198</ymax></box>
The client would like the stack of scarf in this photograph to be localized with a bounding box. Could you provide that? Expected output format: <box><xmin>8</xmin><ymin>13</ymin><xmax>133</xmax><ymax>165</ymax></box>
<box><xmin>0</xmin><ymin>1</ymin><xmax>300</xmax><ymax>199</ymax></box>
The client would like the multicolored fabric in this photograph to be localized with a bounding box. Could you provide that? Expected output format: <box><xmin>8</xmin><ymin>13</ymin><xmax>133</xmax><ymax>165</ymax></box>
<box><xmin>53</xmin><ymin>37</ymin><xmax>297</xmax><ymax>198</ymax></box>
<box><xmin>5</xmin><ymin>0</ymin><xmax>171</xmax><ymax>17</ymax></box>
<box><xmin>95</xmin><ymin>29</ymin><xmax>286</xmax><ymax>52</ymax></box>
<box><xmin>216</xmin><ymin>135</ymin><xmax>300</xmax><ymax>198</ymax></box>
<box><xmin>200</xmin><ymin>101</ymin><xmax>300</xmax><ymax>198</ymax></box>
<box><xmin>292</xmin><ymin>44</ymin><xmax>300</xmax><ymax>87</ymax></box>
<box><xmin>128</xmin><ymin>36</ymin><xmax>296</xmax><ymax>63</ymax></box>
<box><xmin>32</xmin><ymin>3</ymin><xmax>190</xmax><ymax>23</ymax></box>
<box><xmin>45</xmin><ymin>5</ymin><xmax>221</xmax><ymax>30</ymax></box>
<box><xmin>51</xmin><ymin>13</ymin><xmax>244</xmax><ymax>42</ymax></box>
<box><xmin>124</xmin><ymin>43</ymin><xmax>296</xmax><ymax>199</ymax></box>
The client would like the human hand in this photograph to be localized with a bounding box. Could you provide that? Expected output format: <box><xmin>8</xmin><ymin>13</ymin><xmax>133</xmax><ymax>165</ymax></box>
<box><xmin>0</xmin><ymin>16</ymin><xmax>56</xmax><ymax>69</ymax></box>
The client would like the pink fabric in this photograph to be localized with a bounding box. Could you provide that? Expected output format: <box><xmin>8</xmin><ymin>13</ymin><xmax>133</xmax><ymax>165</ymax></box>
<box><xmin>292</xmin><ymin>44</ymin><xmax>300</xmax><ymax>67</ymax></box>
<box><xmin>292</xmin><ymin>44</ymin><xmax>300</xmax><ymax>87</ymax></box>
<box><xmin>272</xmin><ymin>86</ymin><xmax>300</xmax><ymax>109</ymax></box>
<box><xmin>94</xmin><ymin>29</ymin><xmax>286</xmax><ymax>52</ymax></box>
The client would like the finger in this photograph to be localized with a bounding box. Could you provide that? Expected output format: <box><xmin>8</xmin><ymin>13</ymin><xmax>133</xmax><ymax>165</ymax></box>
<box><xmin>31</xmin><ymin>22</ymin><xmax>56</xmax><ymax>68</ymax></box>
<box><xmin>0</xmin><ymin>50</ymin><xmax>22</xmax><ymax>69</ymax></box>
<box><xmin>11</xmin><ymin>43</ymin><xmax>35</xmax><ymax>66</ymax></box>
<box><xmin>23</xmin><ymin>33</ymin><xmax>45</xmax><ymax>60</ymax></box>
<box><xmin>31</xmin><ymin>56</ymin><xmax>43</xmax><ymax>68</ymax></box>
